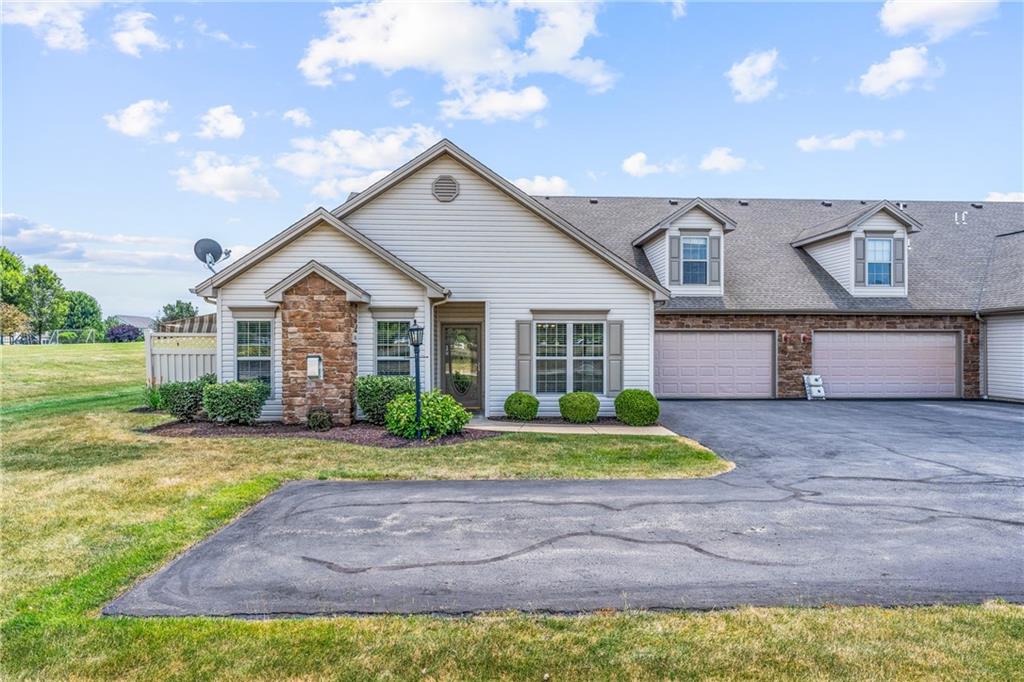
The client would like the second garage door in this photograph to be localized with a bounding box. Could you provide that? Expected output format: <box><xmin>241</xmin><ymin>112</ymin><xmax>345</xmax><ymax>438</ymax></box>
<box><xmin>655</xmin><ymin>331</ymin><xmax>774</xmax><ymax>398</ymax></box>
<box><xmin>813</xmin><ymin>331</ymin><xmax>959</xmax><ymax>398</ymax></box>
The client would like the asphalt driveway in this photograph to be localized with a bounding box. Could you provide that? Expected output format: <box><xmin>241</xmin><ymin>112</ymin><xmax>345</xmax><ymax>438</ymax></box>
<box><xmin>106</xmin><ymin>400</ymin><xmax>1023</xmax><ymax>616</ymax></box>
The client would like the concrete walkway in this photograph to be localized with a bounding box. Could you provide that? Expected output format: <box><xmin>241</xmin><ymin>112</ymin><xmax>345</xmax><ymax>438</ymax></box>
<box><xmin>466</xmin><ymin>416</ymin><xmax>675</xmax><ymax>436</ymax></box>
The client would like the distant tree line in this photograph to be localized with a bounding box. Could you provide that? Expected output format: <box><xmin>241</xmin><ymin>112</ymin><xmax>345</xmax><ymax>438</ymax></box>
<box><xmin>0</xmin><ymin>246</ymin><xmax>200</xmax><ymax>344</ymax></box>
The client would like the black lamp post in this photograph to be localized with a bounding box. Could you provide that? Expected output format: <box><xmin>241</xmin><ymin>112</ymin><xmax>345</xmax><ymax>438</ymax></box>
<box><xmin>408</xmin><ymin>319</ymin><xmax>425</xmax><ymax>439</ymax></box>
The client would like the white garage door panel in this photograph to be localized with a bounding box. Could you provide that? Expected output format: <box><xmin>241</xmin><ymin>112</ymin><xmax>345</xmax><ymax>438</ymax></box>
<box><xmin>813</xmin><ymin>331</ymin><xmax>959</xmax><ymax>398</ymax></box>
<box><xmin>655</xmin><ymin>331</ymin><xmax>774</xmax><ymax>398</ymax></box>
<box><xmin>986</xmin><ymin>315</ymin><xmax>1024</xmax><ymax>401</ymax></box>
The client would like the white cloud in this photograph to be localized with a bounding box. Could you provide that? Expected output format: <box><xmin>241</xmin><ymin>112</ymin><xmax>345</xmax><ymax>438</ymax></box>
<box><xmin>389</xmin><ymin>89</ymin><xmax>412</xmax><ymax>109</ymax></box>
<box><xmin>797</xmin><ymin>129</ymin><xmax>906</xmax><ymax>152</ymax></box>
<box><xmin>984</xmin><ymin>191</ymin><xmax>1024</xmax><ymax>202</ymax></box>
<box><xmin>194</xmin><ymin>18</ymin><xmax>254</xmax><ymax>49</ymax></box>
<box><xmin>699</xmin><ymin>147</ymin><xmax>749</xmax><ymax>174</ymax></box>
<box><xmin>282</xmin><ymin>108</ymin><xmax>313</xmax><ymax>128</ymax></box>
<box><xmin>440</xmin><ymin>86</ymin><xmax>547</xmax><ymax>122</ymax></box>
<box><xmin>621</xmin><ymin>152</ymin><xmax>682</xmax><ymax>178</ymax></box>
<box><xmin>173</xmin><ymin>152</ymin><xmax>278</xmax><ymax>202</ymax></box>
<box><xmin>111</xmin><ymin>10</ymin><xmax>168</xmax><ymax>57</ymax></box>
<box><xmin>298</xmin><ymin>2</ymin><xmax>613</xmax><ymax>122</ymax></box>
<box><xmin>103</xmin><ymin>99</ymin><xmax>170</xmax><ymax>138</ymax></box>
<box><xmin>162</xmin><ymin>131</ymin><xmax>181</xmax><ymax>143</ymax></box>
<box><xmin>879</xmin><ymin>0</ymin><xmax>998</xmax><ymax>43</ymax></box>
<box><xmin>513</xmin><ymin>175</ymin><xmax>574</xmax><ymax>195</ymax></box>
<box><xmin>197</xmin><ymin>105</ymin><xmax>245</xmax><ymax>139</ymax></box>
<box><xmin>665</xmin><ymin>1</ymin><xmax>687</xmax><ymax>19</ymax></box>
<box><xmin>275</xmin><ymin>124</ymin><xmax>440</xmax><ymax>200</ymax></box>
<box><xmin>1</xmin><ymin>1</ymin><xmax>98</xmax><ymax>51</ymax></box>
<box><xmin>858</xmin><ymin>46</ymin><xmax>944</xmax><ymax>97</ymax></box>
<box><xmin>726</xmin><ymin>49</ymin><xmax>779</xmax><ymax>103</ymax></box>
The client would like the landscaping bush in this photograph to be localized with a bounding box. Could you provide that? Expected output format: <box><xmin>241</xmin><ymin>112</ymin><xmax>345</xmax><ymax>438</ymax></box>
<box><xmin>355</xmin><ymin>374</ymin><xmax>416</xmax><ymax>425</ymax></box>
<box><xmin>614</xmin><ymin>389</ymin><xmax>660</xmax><ymax>426</ymax></box>
<box><xmin>106</xmin><ymin>323</ymin><xmax>142</xmax><ymax>342</ymax></box>
<box><xmin>504</xmin><ymin>391</ymin><xmax>539</xmax><ymax>421</ymax></box>
<box><xmin>202</xmin><ymin>380</ymin><xmax>271</xmax><ymax>425</ymax></box>
<box><xmin>385</xmin><ymin>390</ymin><xmax>471</xmax><ymax>440</ymax></box>
<box><xmin>158</xmin><ymin>373</ymin><xmax>216</xmax><ymax>421</ymax></box>
<box><xmin>307</xmin><ymin>407</ymin><xmax>333</xmax><ymax>432</ymax></box>
<box><xmin>559</xmin><ymin>391</ymin><xmax>600</xmax><ymax>423</ymax></box>
<box><xmin>142</xmin><ymin>385</ymin><xmax>163</xmax><ymax>410</ymax></box>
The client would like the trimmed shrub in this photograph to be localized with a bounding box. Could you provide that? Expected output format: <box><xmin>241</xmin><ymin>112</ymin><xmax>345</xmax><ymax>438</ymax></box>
<box><xmin>142</xmin><ymin>385</ymin><xmax>163</xmax><ymax>410</ymax></box>
<box><xmin>559</xmin><ymin>391</ymin><xmax>600</xmax><ymax>424</ymax></box>
<box><xmin>203</xmin><ymin>380</ymin><xmax>271</xmax><ymax>425</ymax></box>
<box><xmin>504</xmin><ymin>391</ymin><xmax>539</xmax><ymax>421</ymax></box>
<box><xmin>614</xmin><ymin>389</ymin><xmax>660</xmax><ymax>426</ymax></box>
<box><xmin>106</xmin><ymin>323</ymin><xmax>142</xmax><ymax>342</ymax></box>
<box><xmin>307</xmin><ymin>407</ymin><xmax>333</xmax><ymax>432</ymax></box>
<box><xmin>355</xmin><ymin>374</ymin><xmax>416</xmax><ymax>425</ymax></box>
<box><xmin>385</xmin><ymin>390</ymin><xmax>471</xmax><ymax>440</ymax></box>
<box><xmin>158</xmin><ymin>374</ymin><xmax>216</xmax><ymax>421</ymax></box>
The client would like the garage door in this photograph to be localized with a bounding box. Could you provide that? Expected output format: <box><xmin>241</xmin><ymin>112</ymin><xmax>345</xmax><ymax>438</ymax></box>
<box><xmin>985</xmin><ymin>315</ymin><xmax>1024</xmax><ymax>401</ymax></box>
<box><xmin>655</xmin><ymin>331</ymin><xmax>774</xmax><ymax>398</ymax></box>
<box><xmin>813</xmin><ymin>331</ymin><xmax>959</xmax><ymax>398</ymax></box>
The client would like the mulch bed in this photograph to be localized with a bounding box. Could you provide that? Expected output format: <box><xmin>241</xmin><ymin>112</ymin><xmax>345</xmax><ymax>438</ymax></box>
<box><xmin>145</xmin><ymin>420</ymin><xmax>500</xmax><ymax>448</ymax></box>
<box><xmin>490</xmin><ymin>416</ymin><xmax>625</xmax><ymax>425</ymax></box>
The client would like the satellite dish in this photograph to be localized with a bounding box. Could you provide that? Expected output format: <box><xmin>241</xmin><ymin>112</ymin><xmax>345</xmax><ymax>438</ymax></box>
<box><xmin>194</xmin><ymin>238</ymin><xmax>232</xmax><ymax>273</ymax></box>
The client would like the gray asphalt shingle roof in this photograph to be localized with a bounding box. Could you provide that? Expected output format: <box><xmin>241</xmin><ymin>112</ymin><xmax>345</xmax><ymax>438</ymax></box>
<box><xmin>978</xmin><ymin>230</ymin><xmax>1024</xmax><ymax>313</ymax></box>
<box><xmin>538</xmin><ymin>196</ymin><xmax>1024</xmax><ymax>313</ymax></box>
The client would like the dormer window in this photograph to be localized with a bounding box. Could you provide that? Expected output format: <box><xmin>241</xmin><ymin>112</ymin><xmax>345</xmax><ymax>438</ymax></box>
<box><xmin>682</xmin><ymin>237</ymin><xmax>709</xmax><ymax>285</ymax></box>
<box><xmin>866</xmin><ymin>238</ymin><xmax>893</xmax><ymax>286</ymax></box>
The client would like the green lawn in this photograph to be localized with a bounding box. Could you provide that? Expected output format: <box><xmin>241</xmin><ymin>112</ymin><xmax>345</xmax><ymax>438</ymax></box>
<box><xmin>1</xmin><ymin>343</ymin><xmax>1021</xmax><ymax>680</ymax></box>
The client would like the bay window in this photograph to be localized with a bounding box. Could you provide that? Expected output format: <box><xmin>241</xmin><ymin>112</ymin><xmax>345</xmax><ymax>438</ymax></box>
<box><xmin>535</xmin><ymin>321</ymin><xmax>605</xmax><ymax>394</ymax></box>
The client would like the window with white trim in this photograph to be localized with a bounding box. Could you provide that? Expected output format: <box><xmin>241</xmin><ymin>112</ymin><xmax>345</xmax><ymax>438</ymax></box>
<box><xmin>535</xmin><ymin>322</ymin><xmax>605</xmax><ymax>394</ymax></box>
<box><xmin>236</xmin><ymin>320</ymin><xmax>272</xmax><ymax>385</ymax></box>
<box><xmin>682</xmin><ymin>236</ymin><xmax>709</xmax><ymax>285</ymax></box>
<box><xmin>376</xmin><ymin>320</ymin><xmax>411</xmax><ymax>375</ymax></box>
<box><xmin>866</xmin><ymin>237</ymin><xmax>893</xmax><ymax>286</ymax></box>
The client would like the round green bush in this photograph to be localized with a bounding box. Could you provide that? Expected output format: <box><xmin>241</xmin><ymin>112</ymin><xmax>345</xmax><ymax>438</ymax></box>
<box><xmin>385</xmin><ymin>390</ymin><xmax>471</xmax><ymax>440</ymax></box>
<box><xmin>159</xmin><ymin>374</ymin><xmax>216</xmax><ymax>421</ymax></box>
<box><xmin>558</xmin><ymin>391</ymin><xmax>600</xmax><ymax>423</ymax></box>
<box><xmin>503</xmin><ymin>391</ymin><xmax>539</xmax><ymax>421</ymax></box>
<box><xmin>306</xmin><ymin>407</ymin><xmax>333</xmax><ymax>431</ymax></box>
<box><xmin>614</xmin><ymin>389</ymin><xmax>660</xmax><ymax>426</ymax></box>
<box><xmin>355</xmin><ymin>375</ymin><xmax>416</xmax><ymax>425</ymax></box>
<box><xmin>202</xmin><ymin>380</ymin><xmax>271</xmax><ymax>425</ymax></box>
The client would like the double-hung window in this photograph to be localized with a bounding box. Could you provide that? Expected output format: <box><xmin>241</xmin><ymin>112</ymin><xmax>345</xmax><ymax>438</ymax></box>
<box><xmin>866</xmin><ymin>238</ymin><xmax>893</xmax><ymax>286</ymax></box>
<box><xmin>376</xmin><ymin>320</ymin><xmax>411</xmax><ymax>375</ymax></box>
<box><xmin>682</xmin><ymin>236</ymin><xmax>709</xmax><ymax>285</ymax></box>
<box><xmin>236</xmin><ymin>320</ymin><xmax>272</xmax><ymax>385</ymax></box>
<box><xmin>535</xmin><ymin>322</ymin><xmax>605</xmax><ymax>394</ymax></box>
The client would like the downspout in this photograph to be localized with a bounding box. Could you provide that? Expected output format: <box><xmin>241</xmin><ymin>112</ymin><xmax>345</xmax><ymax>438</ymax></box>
<box><xmin>429</xmin><ymin>293</ymin><xmax>453</xmax><ymax>393</ymax></box>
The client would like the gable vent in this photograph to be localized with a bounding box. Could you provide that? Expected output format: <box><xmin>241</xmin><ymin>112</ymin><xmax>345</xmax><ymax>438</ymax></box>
<box><xmin>431</xmin><ymin>175</ymin><xmax>459</xmax><ymax>202</ymax></box>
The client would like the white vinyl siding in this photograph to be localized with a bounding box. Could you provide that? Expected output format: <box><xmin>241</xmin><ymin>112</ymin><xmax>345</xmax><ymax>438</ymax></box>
<box><xmin>345</xmin><ymin>155</ymin><xmax>654</xmax><ymax>417</ymax></box>
<box><xmin>641</xmin><ymin>234</ymin><xmax>667</xmax><ymax>285</ymax></box>
<box><xmin>667</xmin><ymin>208</ymin><xmax>725</xmax><ymax>297</ymax></box>
<box><xmin>804</xmin><ymin>234</ymin><xmax>851</xmax><ymax>289</ymax></box>
<box><xmin>216</xmin><ymin>223</ymin><xmax>429</xmax><ymax>408</ymax></box>
<box><xmin>851</xmin><ymin>213</ymin><xmax>908</xmax><ymax>297</ymax></box>
<box><xmin>985</xmin><ymin>314</ymin><xmax>1024</xmax><ymax>401</ymax></box>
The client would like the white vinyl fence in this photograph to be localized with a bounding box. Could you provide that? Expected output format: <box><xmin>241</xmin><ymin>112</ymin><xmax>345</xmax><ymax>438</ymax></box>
<box><xmin>145</xmin><ymin>330</ymin><xmax>217</xmax><ymax>386</ymax></box>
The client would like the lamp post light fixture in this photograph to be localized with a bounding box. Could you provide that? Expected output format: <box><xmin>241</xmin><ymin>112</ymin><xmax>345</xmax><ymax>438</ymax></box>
<box><xmin>408</xmin><ymin>320</ymin><xmax>425</xmax><ymax>439</ymax></box>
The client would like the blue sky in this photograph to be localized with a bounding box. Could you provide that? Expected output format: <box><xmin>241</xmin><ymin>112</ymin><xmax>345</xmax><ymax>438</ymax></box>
<box><xmin>3</xmin><ymin>1</ymin><xmax>1022</xmax><ymax>316</ymax></box>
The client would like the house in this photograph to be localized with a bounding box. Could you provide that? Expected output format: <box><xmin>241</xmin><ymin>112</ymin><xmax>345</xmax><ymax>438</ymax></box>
<box><xmin>115</xmin><ymin>315</ymin><xmax>156</xmax><ymax>331</ymax></box>
<box><xmin>191</xmin><ymin>140</ymin><xmax>1023</xmax><ymax>424</ymax></box>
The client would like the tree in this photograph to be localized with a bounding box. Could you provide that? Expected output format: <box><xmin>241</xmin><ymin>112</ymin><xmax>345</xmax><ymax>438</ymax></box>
<box><xmin>158</xmin><ymin>299</ymin><xmax>198</xmax><ymax>323</ymax></box>
<box><xmin>1</xmin><ymin>247</ymin><xmax>26</xmax><ymax>306</ymax></box>
<box><xmin>0</xmin><ymin>302</ymin><xmax>28</xmax><ymax>343</ymax></box>
<box><xmin>63</xmin><ymin>291</ymin><xmax>103</xmax><ymax>332</ymax></box>
<box><xmin>21</xmin><ymin>265</ymin><xmax>68</xmax><ymax>339</ymax></box>
<box><xmin>102</xmin><ymin>315</ymin><xmax>122</xmax><ymax>331</ymax></box>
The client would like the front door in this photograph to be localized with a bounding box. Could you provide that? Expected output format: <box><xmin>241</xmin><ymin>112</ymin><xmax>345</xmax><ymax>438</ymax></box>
<box><xmin>442</xmin><ymin>324</ymin><xmax>482</xmax><ymax>410</ymax></box>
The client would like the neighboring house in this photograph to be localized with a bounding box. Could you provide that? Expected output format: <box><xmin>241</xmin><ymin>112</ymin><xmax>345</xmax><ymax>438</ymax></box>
<box><xmin>191</xmin><ymin>140</ymin><xmax>1024</xmax><ymax>424</ymax></box>
<box><xmin>115</xmin><ymin>315</ymin><xmax>156</xmax><ymax>330</ymax></box>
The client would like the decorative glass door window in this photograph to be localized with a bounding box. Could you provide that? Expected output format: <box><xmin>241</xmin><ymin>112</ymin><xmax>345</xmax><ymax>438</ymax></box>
<box><xmin>535</xmin><ymin>322</ymin><xmax>605</xmax><ymax>394</ymax></box>
<box><xmin>376</xmin><ymin>320</ymin><xmax>411</xmax><ymax>375</ymax></box>
<box><xmin>236</xmin><ymin>320</ymin><xmax>272</xmax><ymax>385</ymax></box>
<box><xmin>866</xmin><ymin>238</ymin><xmax>893</xmax><ymax>286</ymax></box>
<box><xmin>682</xmin><ymin>237</ymin><xmax>709</xmax><ymax>285</ymax></box>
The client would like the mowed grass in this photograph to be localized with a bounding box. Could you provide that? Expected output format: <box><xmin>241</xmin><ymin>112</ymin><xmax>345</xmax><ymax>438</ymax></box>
<box><xmin>2</xmin><ymin>343</ymin><xmax>1022</xmax><ymax>680</ymax></box>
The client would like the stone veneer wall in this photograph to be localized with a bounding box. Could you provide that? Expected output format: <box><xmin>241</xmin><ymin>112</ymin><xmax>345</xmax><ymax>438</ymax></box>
<box><xmin>655</xmin><ymin>313</ymin><xmax>981</xmax><ymax>398</ymax></box>
<box><xmin>280</xmin><ymin>272</ymin><xmax>358</xmax><ymax>425</ymax></box>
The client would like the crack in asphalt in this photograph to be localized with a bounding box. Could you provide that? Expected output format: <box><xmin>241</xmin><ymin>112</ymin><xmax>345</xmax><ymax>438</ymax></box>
<box><xmin>299</xmin><ymin>530</ymin><xmax>798</xmax><ymax>575</ymax></box>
